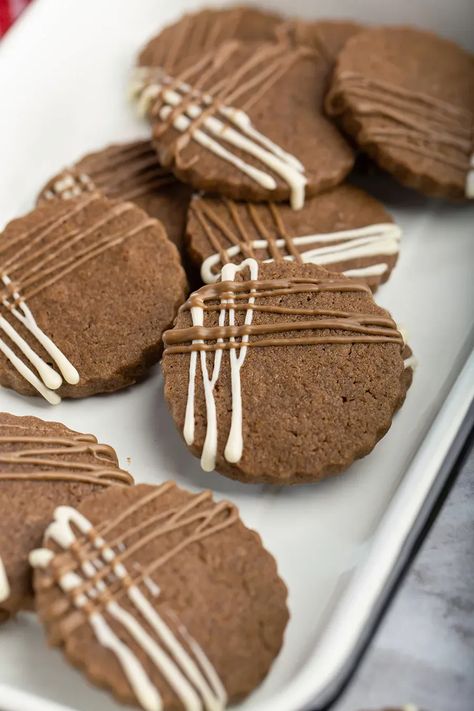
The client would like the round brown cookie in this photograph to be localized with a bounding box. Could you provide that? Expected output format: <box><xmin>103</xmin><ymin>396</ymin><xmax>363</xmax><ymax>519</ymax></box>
<box><xmin>37</xmin><ymin>140</ymin><xmax>192</xmax><ymax>253</ymax></box>
<box><xmin>0</xmin><ymin>412</ymin><xmax>132</xmax><ymax>621</ymax></box>
<box><xmin>277</xmin><ymin>18</ymin><xmax>362</xmax><ymax>61</ymax></box>
<box><xmin>186</xmin><ymin>184</ymin><xmax>400</xmax><ymax>291</ymax></box>
<box><xmin>325</xmin><ymin>27</ymin><xmax>474</xmax><ymax>199</ymax></box>
<box><xmin>132</xmin><ymin>39</ymin><xmax>355</xmax><ymax>209</ymax></box>
<box><xmin>0</xmin><ymin>195</ymin><xmax>187</xmax><ymax>402</ymax></box>
<box><xmin>31</xmin><ymin>482</ymin><xmax>288</xmax><ymax>710</ymax></box>
<box><xmin>162</xmin><ymin>259</ymin><xmax>412</xmax><ymax>484</ymax></box>
<box><xmin>138</xmin><ymin>5</ymin><xmax>285</xmax><ymax>71</ymax></box>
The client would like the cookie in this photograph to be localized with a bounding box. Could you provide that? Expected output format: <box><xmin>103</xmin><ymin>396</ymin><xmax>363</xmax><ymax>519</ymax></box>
<box><xmin>138</xmin><ymin>5</ymin><xmax>285</xmax><ymax>71</ymax></box>
<box><xmin>0</xmin><ymin>412</ymin><xmax>132</xmax><ymax>620</ymax></box>
<box><xmin>132</xmin><ymin>38</ymin><xmax>355</xmax><ymax>208</ymax></box>
<box><xmin>278</xmin><ymin>18</ymin><xmax>362</xmax><ymax>61</ymax></box>
<box><xmin>325</xmin><ymin>27</ymin><xmax>474</xmax><ymax>199</ymax></box>
<box><xmin>0</xmin><ymin>195</ymin><xmax>187</xmax><ymax>402</ymax></box>
<box><xmin>31</xmin><ymin>482</ymin><xmax>288</xmax><ymax>710</ymax></box>
<box><xmin>162</xmin><ymin>259</ymin><xmax>412</xmax><ymax>484</ymax></box>
<box><xmin>186</xmin><ymin>184</ymin><xmax>401</xmax><ymax>291</ymax></box>
<box><xmin>37</xmin><ymin>140</ymin><xmax>192</xmax><ymax>253</ymax></box>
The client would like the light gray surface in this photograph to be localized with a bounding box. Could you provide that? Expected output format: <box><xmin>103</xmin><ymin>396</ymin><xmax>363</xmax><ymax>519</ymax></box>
<box><xmin>332</xmin><ymin>444</ymin><xmax>474</xmax><ymax>711</ymax></box>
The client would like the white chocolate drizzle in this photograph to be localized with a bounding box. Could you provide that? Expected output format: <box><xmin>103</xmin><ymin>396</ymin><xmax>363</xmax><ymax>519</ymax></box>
<box><xmin>30</xmin><ymin>502</ymin><xmax>228</xmax><ymax>711</ymax></box>
<box><xmin>44</xmin><ymin>172</ymin><xmax>94</xmax><ymax>200</ymax></box>
<box><xmin>132</xmin><ymin>58</ymin><xmax>307</xmax><ymax>210</ymax></box>
<box><xmin>184</xmin><ymin>258</ymin><xmax>258</xmax><ymax>471</ymax></box>
<box><xmin>0</xmin><ymin>556</ymin><xmax>10</xmax><ymax>604</ymax></box>
<box><xmin>403</xmin><ymin>354</ymin><xmax>417</xmax><ymax>371</ymax></box>
<box><xmin>400</xmin><ymin>325</ymin><xmax>416</xmax><ymax>372</ymax></box>
<box><xmin>0</xmin><ymin>275</ymin><xmax>78</xmax><ymax>404</ymax></box>
<box><xmin>200</xmin><ymin>223</ymin><xmax>401</xmax><ymax>283</ymax></box>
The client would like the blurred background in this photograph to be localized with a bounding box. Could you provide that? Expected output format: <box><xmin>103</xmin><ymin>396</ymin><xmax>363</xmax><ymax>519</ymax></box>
<box><xmin>0</xmin><ymin>0</ymin><xmax>31</xmax><ymax>37</ymax></box>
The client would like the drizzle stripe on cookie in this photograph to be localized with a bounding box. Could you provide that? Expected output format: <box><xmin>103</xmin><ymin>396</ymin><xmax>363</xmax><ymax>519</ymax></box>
<box><xmin>184</xmin><ymin>259</ymin><xmax>258</xmax><ymax>470</ymax></box>
<box><xmin>0</xmin><ymin>198</ymin><xmax>156</xmax><ymax>403</ymax></box>
<box><xmin>131</xmin><ymin>42</ymin><xmax>309</xmax><ymax>209</ymax></box>
<box><xmin>0</xmin><ymin>424</ymin><xmax>132</xmax><ymax>486</ymax></box>
<box><xmin>403</xmin><ymin>354</ymin><xmax>417</xmax><ymax>371</ymax></box>
<box><xmin>192</xmin><ymin>197</ymin><xmax>401</xmax><ymax>283</ymax></box>
<box><xmin>325</xmin><ymin>71</ymin><xmax>473</xmax><ymax>196</ymax></box>
<box><xmin>163</xmin><ymin>258</ymin><xmax>403</xmax><ymax>471</ymax></box>
<box><xmin>30</xmin><ymin>483</ymin><xmax>236</xmax><ymax>711</ymax></box>
<box><xmin>0</xmin><ymin>556</ymin><xmax>10</xmax><ymax>604</ymax></box>
<box><xmin>42</xmin><ymin>141</ymin><xmax>176</xmax><ymax>203</ymax></box>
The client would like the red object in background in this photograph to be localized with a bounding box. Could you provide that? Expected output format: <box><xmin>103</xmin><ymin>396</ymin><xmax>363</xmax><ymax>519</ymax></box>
<box><xmin>0</xmin><ymin>0</ymin><xmax>31</xmax><ymax>37</ymax></box>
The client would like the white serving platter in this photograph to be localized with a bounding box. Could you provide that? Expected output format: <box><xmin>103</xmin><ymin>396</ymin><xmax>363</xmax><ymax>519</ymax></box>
<box><xmin>0</xmin><ymin>1</ymin><xmax>473</xmax><ymax>710</ymax></box>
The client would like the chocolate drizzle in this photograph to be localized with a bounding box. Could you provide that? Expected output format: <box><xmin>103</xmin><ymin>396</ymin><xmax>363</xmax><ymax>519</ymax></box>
<box><xmin>42</xmin><ymin>141</ymin><xmax>176</xmax><ymax>204</ymax></box>
<box><xmin>163</xmin><ymin>275</ymin><xmax>402</xmax><ymax>354</ymax></box>
<box><xmin>0</xmin><ymin>196</ymin><xmax>155</xmax><ymax>306</ymax></box>
<box><xmin>0</xmin><ymin>423</ymin><xmax>132</xmax><ymax>486</ymax></box>
<box><xmin>139</xmin><ymin>7</ymin><xmax>284</xmax><ymax>73</ymax></box>
<box><xmin>326</xmin><ymin>71</ymin><xmax>473</xmax><ymax>176</ymax></box>
<box><xmin>191</xmin><ymin>195</ymin><xmax>401</xmax><ymax>284</ymax></box>
<box><xmin>193</xmin><ymin>197</ymin><xmax>303</xmax><ymax>269</ymax></box>
<box><xmin>36</xmin><ymin>483</ymin><xmax>237</xmax><ymax>610</ymax></box>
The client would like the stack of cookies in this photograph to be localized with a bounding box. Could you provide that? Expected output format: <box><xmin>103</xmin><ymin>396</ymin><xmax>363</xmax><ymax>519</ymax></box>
<box><xmin>0</xmin><ymin>4</ymin><xmax>472</xmax><ymax>710</ymax></box>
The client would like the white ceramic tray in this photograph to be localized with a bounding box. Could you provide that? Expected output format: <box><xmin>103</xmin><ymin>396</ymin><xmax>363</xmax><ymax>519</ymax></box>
<box><xmin>0</xmin><ymin>1</ymin><xmax>473</xmax><ymax>710</ymax></box>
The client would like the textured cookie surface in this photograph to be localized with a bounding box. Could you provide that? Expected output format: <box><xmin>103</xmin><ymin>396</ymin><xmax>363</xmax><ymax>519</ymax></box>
<box><xmin>134</xmin><ymin>39</ymin><xmax>354</xmax><ymax>207</ymax></box>
<box><xmin>37</xmin><ymin>140</ymin><xmax>192</xmax><ymax>253</ymax></box>
<box><xmin>186</xmin><ymin>184</ymin><xmax>400</xmax><ymax>290</ymax></box>
<box><xmin>32</xmin><ymin>482</ymin><xmax>288</xmax><ymax>710</ymax></box>
<box><xmin>138</xmin><ymin>5</ymin><xmax>285</xmax><ymax>70</ymax></box>
<box><xmin>0</xmin><ymin>195</ymin><xmax>187</xmax><ymax>401</ymax></box>
<box><xmin>162</xmin><ymin>260</ymin><xmax>411</xmax><ymax>484</ymax></box>
<box><xmin>0</xmin><ymin>412</ymin><xmax>132</xmax><ymax>620</ymax></box>
<box><xmin>325</xmin><ymin>27</ymin><xmax>474</xmax><ymax>199</ymax></box>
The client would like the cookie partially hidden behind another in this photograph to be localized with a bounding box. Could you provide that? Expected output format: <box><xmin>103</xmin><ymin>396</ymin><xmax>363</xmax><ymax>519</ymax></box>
<box><xmin>0</xmin><ymin>195</ymin><xmax>187</xmax><ymax>402</ymax></box>
<box><xmin>186</xmin><ymin>185</ymin><xmax>401</xmax><ymax>291</ymax></box>
<box><xmin>162</xmin><ymin>259</ymin><xmax>412</xmax><ymax>484</ymax></box>
<box><xmin>0</xmin><ymin>412</ymin><xmax>132</xmax><ymax>621</ymax></box>
<box><xmin>37</xmin><ymin>140</ymin><xmax>192</xmax><ymax>253</ymax></box>
<box><xmin>138</xmin><ymin>5</ymin><xmax>285</xmax><ymax>70</ymax></box>
<box><xmin>31</xmin><ymin>482</ymin><xmax>289</xmax><ymax>710</ymax></box>
<box><xmin>325</xmin><ymin>26</ymin><xmax>474</xmax><ymax>199</ymax></box>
